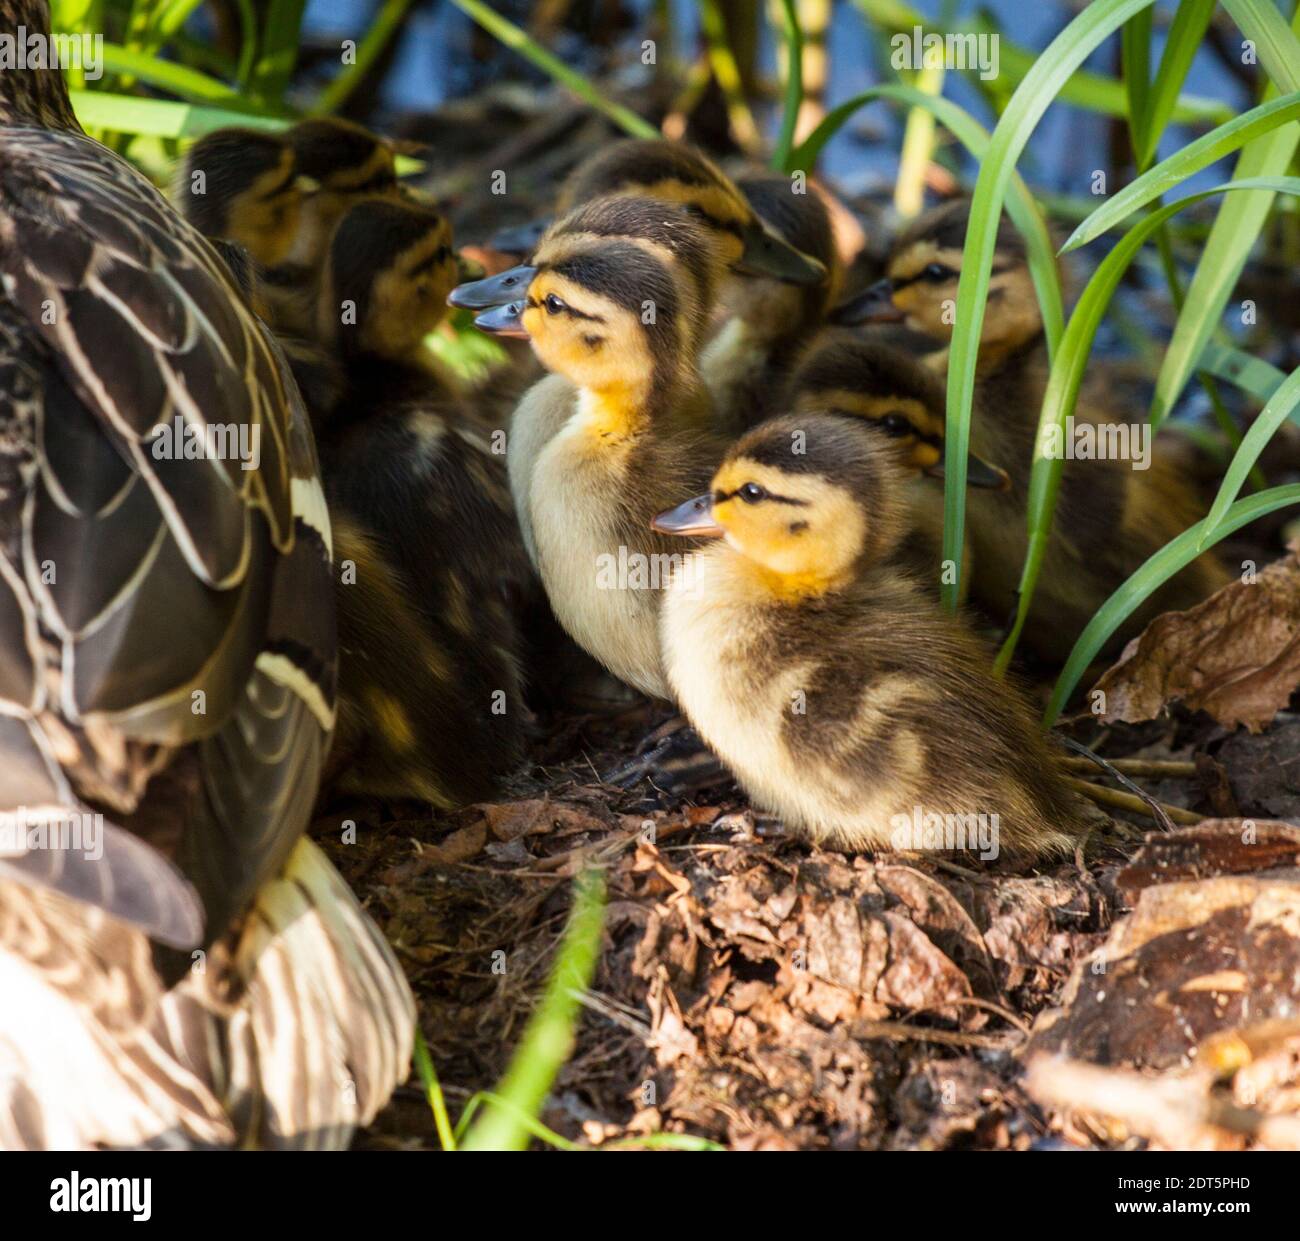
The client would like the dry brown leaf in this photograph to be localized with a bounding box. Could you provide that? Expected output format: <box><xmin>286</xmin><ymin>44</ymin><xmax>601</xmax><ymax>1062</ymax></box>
<box><xmin>1090</xmin><ymin>546</ymin><xmax>1300</xmax><ymax>732</ymax></box>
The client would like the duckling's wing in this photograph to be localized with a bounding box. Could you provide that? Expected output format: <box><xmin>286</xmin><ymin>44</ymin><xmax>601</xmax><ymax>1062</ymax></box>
<box><xmin>0</xmin><ymin>127</ymin><xmax>336</xmax><ymax>947</ymax></box>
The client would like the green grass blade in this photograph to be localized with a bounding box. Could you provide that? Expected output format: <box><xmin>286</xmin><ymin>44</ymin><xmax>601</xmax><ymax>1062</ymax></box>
<box><xmin>1062</xmin><ymin>92</ymin><xmax>1300</xmax><ymax>252</ymax></box>
<box><xmin>1199</xmin><ymin>365</ymin><xmax>1300</xmax><ymax>545</ymax></box>
<box><xmin>459</xmin><ymin>868</ymin><xmax>606</xmax><ymax>1151</ymax></box>
<box><xmin>1137</xmin><ymin>0</ymin><xmax>1216</xmax><ymax>168</ymax></box>
<box><xmin>448</xmin><ymin>0</ymin><xmax>658</xmax><ymax>141</ymax></box>
<box><xmin>69</xmin><ymin>89</ymin><xmax>289</xmax><ymax>138</ymax></box>
<box><xmin>251</xmin><ymin>0</ymin><xmax>306</xmax><ymax>105</ymax></box>
<box><xmin>1045</xmin><ymin>484</ymin><xmax>1300</xmax><ymax>725</ymax></box>
<box><xmin>1121</xmin><ymin>7</ymin><xmax>1152</xmax><ymax>161</ymax></box>
<box><xmin>1198</xmin><ymin>340</ymin><xmax>1289</xmax><ymax>402</ymax></box>
<box><xmin>411</xmin><ymin>1027</ymin><xmax>457</xmax><ymax>1151</ymax></box>
<box><xmin>1149</xmin><ymin>1</ymin><xmax>1300</xmax><ymax>425</ymax></box>
<box><xmin>770</xmin><ymin>0</ymin><xmax>803</xmax><ymax>172</ymax></box>
<box><xmin>852</xmin><ymin>0</ymin><xmax>1232</xmax><ymax>126</ymax></box>
<box><xmin>99</xmin><ymin>42</ymin><xmax>244</xmax><ymax>103</ymax></box>
<box><xmin>994</xmin><ymin>176</ymin><xmax>1300</xmax><ymax>675</ymax></box>
<box><xmin>310</xmin><ymin>0</ymin><xmax>414</xmax><ymax>116</ymax></box>
<box><xmin>941</xmin><ymin>0</ymin><xmax>1156</xmax><ymax>613</ymax></box>
<box><xmin>789</xmin><ymin>85</ymin><xmax>1064</xmax><ymax>356</ymax></box>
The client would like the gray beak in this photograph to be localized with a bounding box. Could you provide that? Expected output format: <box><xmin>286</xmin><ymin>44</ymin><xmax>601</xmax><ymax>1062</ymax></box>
<box><xmin>448</xmin><ymin>264</ymin><xmax>537</xmax><ymax>310</ymax></box>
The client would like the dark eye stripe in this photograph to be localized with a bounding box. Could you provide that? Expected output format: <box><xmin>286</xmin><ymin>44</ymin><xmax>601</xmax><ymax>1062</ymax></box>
<box><xmin>409</xmin><ymin>245</ymin><xmax>450</xmax><ymax>276</ymax></box>
<box><xmin>713</xmin><ymin>485</ymin><xmax>808</xmax><ymax>507</ymax></box>
<box><xmin>525</xmin><ymin>295</ymin><xmax>605</xmax><ymax>323</ymax></box>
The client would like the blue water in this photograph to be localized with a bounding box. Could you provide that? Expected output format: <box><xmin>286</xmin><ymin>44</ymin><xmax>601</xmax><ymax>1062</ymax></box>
<box><xmin>301</xmin><ymin>0</ymin><xmax>1250</xmax><ymax>199</ymax></box>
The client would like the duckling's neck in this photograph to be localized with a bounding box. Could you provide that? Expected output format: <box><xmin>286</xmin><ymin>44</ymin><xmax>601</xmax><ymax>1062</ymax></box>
<box><xmin>712</xmin><ymin>542</ymin><xmax>853</xmax><ymax>605</ymax></box>
<box><xmin>575</xmin><ymin>367</ymin><xmax>702</xmax><ymax>442</ymax></box>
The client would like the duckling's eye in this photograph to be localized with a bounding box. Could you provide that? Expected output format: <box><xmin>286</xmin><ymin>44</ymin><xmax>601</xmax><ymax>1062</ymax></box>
<box><xmin>544</xmin><ymin>293</ymin><xmax>566</xmax><ymax>316</ymax></box>
<box><xmin>739</xmin><ymin>482</ymin><xmax>766</xmax><ymax>504</ymax></box>
<box><xmin>880</xmin><ymin>412</ymin><xmax>912</xmax><ymax>437</ymax></box>
<box><xmin>922</xmin><ymin>262</ymin><xmax>956</xmax><ymax>282</ymax></box>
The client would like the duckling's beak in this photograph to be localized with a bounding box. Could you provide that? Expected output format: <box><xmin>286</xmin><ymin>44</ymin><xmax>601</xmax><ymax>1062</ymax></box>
<box><xmin>448</xmin><ymin>264</ymin><xmax>537</xmax><ymax>310</ymax></box>
<box><xmin>831</xmin><ymin>278</ymin><xmax>905</xmax><ymax>325</ymax></box>
<box><xmin>473</xmin><ymin>300</ymin><xmax>529</xmax><ymax>338</ymax></box>
<box><xmin>735</xmin><ymin>218</ymin><xmax>827</xmax><ymax>285</ymax></box>
<box><xmin>489</xmin><ymin>218</ymin><xmax>550</xmax><ymax>257</ymax></box>
<box><xmin>651</xmin><ymin>494</ymin><xmax>725</xmax><ymax>538</ymax></box>
<box><xmin>925</xmin><ymin>448</ymin><xmax>1011</xmax><ymax>491</ymax></box>
<box><xmin>455</xmin><ymin>253</ymin><xmax>486</xmax><ymax>283</ymax></box>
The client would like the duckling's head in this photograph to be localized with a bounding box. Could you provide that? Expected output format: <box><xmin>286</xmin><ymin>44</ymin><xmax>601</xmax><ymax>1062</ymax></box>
<box><xmin>654</xmin><ymin>414</ymin><xmax>908</xmax><ymax>594</ymax></box>
<box><xmin>178</xmin><ymin>129</ymin><xmax>301</xmax><ymax>266</ymax></box>
<box><xmin>718</xmin><ymin>172</ymin><xmax>841</xmax><ymax>344</ymax></box>
<box><xmin>474</xmin><ymin>199</ymin><xmax>716</xmax><ymax>409</ymax></box>
<box><xmin>319</xmin><ymin>196</ymin><xmax>459</xmax><ymax>359</ymax></box>
<box><xmin>284</xmin><ymin>118</ymin><xmax>403</xmax><ymax>265</ymax></box>
<box><xmin>491</xmin><ymin>140</ymin><xmax>825</xmax><ymax>284</ymax></box>
<box><xmin>790</xmin><ymin>334</ymin><xmax>1010</xmax><ymax>488</ymax></box>
<box><xmin>833</xmin><ymin>199</ymin><xmax>1040</xmax><ymax>356</ymax></box>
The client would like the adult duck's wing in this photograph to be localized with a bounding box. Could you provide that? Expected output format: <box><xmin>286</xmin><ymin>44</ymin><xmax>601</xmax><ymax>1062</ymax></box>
<box><xmin>0</xmin><ymin>127</ymin><xmax>336</xmax><ymax>948</ymax></box>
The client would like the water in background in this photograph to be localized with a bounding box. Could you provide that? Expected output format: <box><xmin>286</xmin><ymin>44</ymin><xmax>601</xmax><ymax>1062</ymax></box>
<box><xmin>301</xmin><ymin>0</ymin><xmax>1250</xmax><ymax>198</ymax></box>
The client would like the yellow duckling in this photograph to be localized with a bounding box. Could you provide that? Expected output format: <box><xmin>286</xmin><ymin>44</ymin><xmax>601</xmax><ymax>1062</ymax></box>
<box><xmin>835</xmin><ymin>198</ymin><xmax>1231</xmax><ymax>658</ymax></box>
<box><xmin>475</xmin><ymin>198</ymin><xmax>728</xmax><ymax>700</ymax></box>
<box><xmin>653</xmin><ymin>414</ymin><xmax>1090</xmax><ymax>857</ymax></box>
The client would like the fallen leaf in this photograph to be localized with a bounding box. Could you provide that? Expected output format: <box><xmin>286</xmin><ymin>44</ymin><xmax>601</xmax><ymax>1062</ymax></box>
<box><xmin>1089</xmin><ymin>545</ymin><xmax>1300</xmax><ymax>732</ymax></box>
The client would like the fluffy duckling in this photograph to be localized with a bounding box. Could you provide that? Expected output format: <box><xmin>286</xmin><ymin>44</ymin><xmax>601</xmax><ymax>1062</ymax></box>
<box><xmin>175</xmin><ymin>127</ymin><xmax>302</xmax><ymax>267</ymax></box>
<box><xmin>653</xmin><ymin>415</ymin><xmax>1090</xmax><ymax>856</ymax></box>
<box><xmin>701</xmin><ymin>172</ymin><xmax>843</xmax><ymax>432</ymax></box>
<box><xmin>309</xmin><ymin>196</ymin><xmax>528</xmax><ymax>806</ymax></box>
<box><xmin>0</xmin><ymin>1</ymin><xmax>410</xmax><ymax>1149</ymax></box>
<box><xmin>789</xmin><ymin>333</ymin><xmax>1010</xmax><ymax>597</ymax></box>
<box><xmin>835</xmin><ymin>198</ymin><xmax>1231</xmax><ymax>658</ymax></box>
<box><xmin>488</xmin><ymin>138</ymin><xmax>826</xmax><ymax>285</ymax></box>
<box><xmin>314</xmin><ymin>194</ymin><xmax>468</xmax><ymax>407</ymax></box>
<box><xmin>475</xmin><ymin>198</ymin><xmax>729</xmax><ymax>700</ymax></box>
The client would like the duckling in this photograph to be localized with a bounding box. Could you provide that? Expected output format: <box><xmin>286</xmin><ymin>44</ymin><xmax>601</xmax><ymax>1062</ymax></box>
<box><xmin>308</xmin><ymin>196</ymin><xmax>528</xmax><ymax>805</ymax></box>
<box><xmin>700</xmin><ymin>172</ymin><xmax>843</xmax><ymax>432</ymax></box>
<box><xmin>653</xmin><ymin>414</ymin><xmax>1090</xmax><ymax>856</ymax></box>
<box><xmin>0</xmin><ymin>2</ymin><xmax>410</xmax><ymax>1149</ymax></box>
<box><xmin>488</xmin><ymin>138</ymin><xmax>826</xmax><ymax>285</ymax></box>
<box><xmin>834</xmin><ymin>197</ymin><xmax>1231</xmax><ymax>659</ymax></box>
<box><xmin>174</xmin><ymin>127</ymin><xmax>302</xmax><ymax>267</ymax></box>
<box><xmin>789</xmin><ymin>332</ymin><xmax>1010</xmax><ymax>597</ymax></box>
<box><xmin>475</xmin><ymin>198</ymin><xmax>728</xmax><ymax>700</ymax></box>
<box><xmin>314</xmin><ymin>193</ymin><xmax>468</xmax><ymax>407</ymax></box>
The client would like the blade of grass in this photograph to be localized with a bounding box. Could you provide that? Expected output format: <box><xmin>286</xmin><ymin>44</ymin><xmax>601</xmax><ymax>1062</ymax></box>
<box><xmin>1198</xmin><ymin>339</ymin><xmax>1288</xmax><ymax>402</ymax></box>
<box><xmin>1062</xmin><ymin>91</ymin><xmax>1300</xmax><ymax>251</ymax></box>
<box><xmin>1148</xmin><ymin>0</ymin><xmax>1300</xmax><ymax>425</ymax></box>
<box><xmin>454</xmin><ymin>1091</ymin><xmax>578</xmax><ymax>1150</ymax></box>
<box><xmin>852</xmin><ymin>0</ymin><xmax>1232</xmax><ymax>127</ymax></box>
<box><xmin>68</xmin><ymin>89</ymin><xmax>290</xmax><ymax>138</ymax></box>
<box><xmin>1137</xmin><ymin>0</ymin><xmax>1216</xmax><ymax>168</ymax></box>
<box><xmin>788</xmin><ymin>85</ymin><xmax>1064</xmax><ymax>357</ymax></box>
<box><xmin>411</xmin><ymin>1027</ymin><xmax>457</xmax><ymax>1151</ymax></box>
<box><xmin>1121</xmin><ymin>7</ymin><xmax>1152</xmax><ymax>161</ymax></box>
<box><xmin>1045</xmin><ymin>484</ymin><xmax>1300</xmax><ymax>725</ymax></box>
<box><xmin>994</xmin><ymin>176</ymin><xmax>1300</xmax><ymax>675</ymax></box>
<box><xmin>1199</xmin><ymin>364</ymin><xmax>1300</xmax><ymax>544</ymax></box>
<box><xmin>310</xmin><ymin>0</ymin><xmax>415</xmax><ymax>116</ymax></box>
<box><xmin>448</xmin><ymin>0</ymin><xmax>659</xmax><ymax>141</ymax></box>
<box><xmin>459</xmin><ymin>868</ymin><xmax>606</xmax><ymax>1151</ymax></box>
<box><xmin>250</xmin><ymin>0</ymin><xmax>306</xmax><ymax>106</ymax></box>
<box><xmin>893</xmin><ymin>0</ymin><xmax>957</xmax><ymax>219</ymax></box>
<box><xmin>940</xmin><ymin>0</ymin><xmax>1157</xmax><ymax>613</ymax></box>
<box><xmin>99</xmin><ymin>43</ymin><xmax>246</xmax><ymax>104</ymax></box>
<box><xmin>770</xmin><ymin>0</ymin><xmax>803</xmax><ymax>172</ymax></box>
